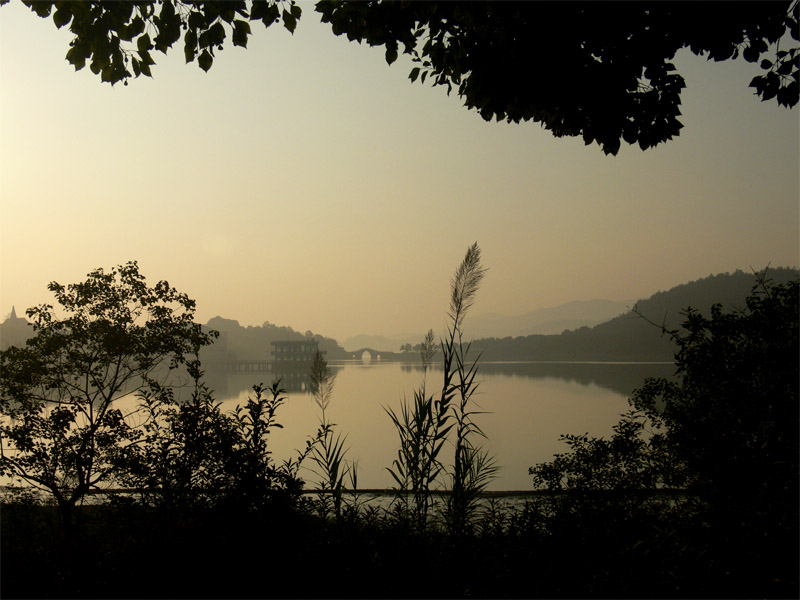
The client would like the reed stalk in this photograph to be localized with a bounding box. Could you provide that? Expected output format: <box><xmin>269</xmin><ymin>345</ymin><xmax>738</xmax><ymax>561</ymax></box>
<box><xmin>386</xmin><ymin>243</ymin><xmax>497</xmax><ymax>534</ymax></box>
<box><xmin>308</xmin><ymin>350</ymin><xmax>353</xmax><ymax>520</ymax></box>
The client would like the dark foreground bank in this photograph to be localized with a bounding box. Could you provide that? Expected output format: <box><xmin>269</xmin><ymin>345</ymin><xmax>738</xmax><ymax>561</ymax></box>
<box><xmin>2</xmin><ymin>492</ymin><xmax>797</xmax><ymax>599</ymax></box>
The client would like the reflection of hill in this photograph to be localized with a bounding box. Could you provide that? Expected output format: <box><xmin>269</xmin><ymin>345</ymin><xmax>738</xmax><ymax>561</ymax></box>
<box><xmin>402</xmin><ymin>361</ymin><xmax>675</xmax><ymax>397</ymax></box>
<box><xmin>210</xmin><ymin>361</ymin><xmax>671</xmax><ymax>404</ymax></box>
<box><xmin>470</xmin><ymin>268</ymin><xmax>798</xmax><ymax>363</ymax></box>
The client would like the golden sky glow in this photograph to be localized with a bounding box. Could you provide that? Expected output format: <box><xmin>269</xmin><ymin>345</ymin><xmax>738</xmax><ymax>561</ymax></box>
<box><xmin>1</xmin><ymin>2</ymin><xmax>798</xmax><ymax>342</ymax></box>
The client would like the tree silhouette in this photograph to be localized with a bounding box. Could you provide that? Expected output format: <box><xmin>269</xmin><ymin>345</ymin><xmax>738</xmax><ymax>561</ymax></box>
<box><xmin>632</xmin><ymin>275</ymin><xmax>799</xmax><ymax>531</ymax></box>
<box><xmin>528</xmin><ymin>275</ymin><xmax>798</xmax><ymax>595</ymax></box>
<box><xmin>0</xmin><ymin>261</ymin><xmax>215</xmax><ymax>534</ymax></box>
<box><xmin>11</xmin><ymin>0</ymin><xmax>798</xmax><ymax>154</ymax></box>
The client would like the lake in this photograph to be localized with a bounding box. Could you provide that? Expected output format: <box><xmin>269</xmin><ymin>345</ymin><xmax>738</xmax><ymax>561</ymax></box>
<box><xmin>203</xmin><ymin>360</ymin><xmax>674</xmax><ymax>491</ymax></box>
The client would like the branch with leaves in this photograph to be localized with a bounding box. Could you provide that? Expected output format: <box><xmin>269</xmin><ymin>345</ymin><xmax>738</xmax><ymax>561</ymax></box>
<box><xmin>8</xmin><ymin>1</ymin><xmax>797</xmax><ymax>154</ymax></box>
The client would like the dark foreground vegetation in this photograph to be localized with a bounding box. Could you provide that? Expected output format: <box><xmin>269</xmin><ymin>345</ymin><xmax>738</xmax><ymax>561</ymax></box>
<box><xmin>2</xmin><ymin>250</ymin><xmax>797</xmax><ymax>598</ymax></box>
<box><xmin>2</xmin><ymin>485</ymin><xmax>795</xmax><ymax>599</ymax></box>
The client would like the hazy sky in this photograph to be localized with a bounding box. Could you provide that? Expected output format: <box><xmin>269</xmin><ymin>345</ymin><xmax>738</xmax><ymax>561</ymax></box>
<box><xmin>1</xmin><ymin>3</ymin><xmax>798</xmax><ymax>342</ymax></box>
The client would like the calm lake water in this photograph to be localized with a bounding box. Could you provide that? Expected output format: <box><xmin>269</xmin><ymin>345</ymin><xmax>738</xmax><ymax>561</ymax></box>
<box><xmin>204</xmin><ymin>361</ymin><xmax>674</xmax><ymax>491</ymax></box>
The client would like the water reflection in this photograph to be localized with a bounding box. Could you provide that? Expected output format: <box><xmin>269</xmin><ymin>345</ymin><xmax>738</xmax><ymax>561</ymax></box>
<box><xmin>203</xmin><ymin>361</ymin><xmax>674</xmax><ymax>491</ymax></box>
<box><xmin>405</xmin><ymin>361</ymin><xmax>675</xmax><ymax>397</ymax></box>
<box><xmin>207</xmin><ymin>361</ymin><xmax>672</xmax><ymax>403</ymax></box>
<box><xmin>204</xmin><ymin>365</ymin><xmax>343</xmax><ymax>395</ymax></box>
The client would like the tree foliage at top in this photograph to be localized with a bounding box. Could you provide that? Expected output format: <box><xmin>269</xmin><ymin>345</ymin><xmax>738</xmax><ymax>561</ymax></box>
<box><xmin>10</xmin><ymin>1</ymin><xmax>798</xmax><ymax>155</ymax></box>
<box><xmin>13</xmin><ymin>0</ymin><xmax>303</xmax><ymax>82</ymax></box>
<box><xmin>319</xmin><ymin>1</ymin><xmax>799</xmax><ymax>154</ymax></box>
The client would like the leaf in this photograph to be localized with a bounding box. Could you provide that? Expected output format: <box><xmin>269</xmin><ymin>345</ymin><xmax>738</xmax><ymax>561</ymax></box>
<box><xmin>100</xmin><ymin>65</ymin><xmax>113</xmax><ymax>83</ymax></box>
<box><xmin>761</xmin><ymin>73</ymin><xmax>780</xmax><ymax>101</ymax></box>
<box><xmin>137</xmin><ymin>33</ymin><xmax>151</xmax><ymax>53</ymax></box>
<box><xmin>53</xmin><ymin>7</ymin><xmax>71</xmax><ymax>29</ymax></box>
<box><xmin>742</xmin><ymin>46</ymin><xmax>760</xmax><ymax>63</ymax></box>
<box><xmin>235</xmin><ymin>19</ymin><xmax>252</xmax><ymax>35</ymax></box>
<box><xmin>232</xmin><ymin>28</ymin><xmax>248</xmax><ymax>48</ymax></box>
<box><xmin>129</xmin><ymin>16</ymin><xmax>145</xmax><ymax>38</ymax></box>
<box><xmin>208</xmin><ymin>22</ymin><xmax>226</xmax><ymax>46</ymax></box>
<box><xmin>30</xmin><ymin>3</ymin><xmax>52</xmax><ymax>17</ymax></box>
<box><xmin>255</xmin><ymin>3</ymin><xmax>280</xmax><ymax>27</ymax></box>
<box><xmin>386</xmin><ymin>45</ymin><xmax>398</xmax><ymax>65</ymax></box>
<box><xmin>282</xmin><ymin>9</ymin><xmax>297</xmax><ymax>34</ymax></box>
<box><xmin>250</xmin><ymin>1</ymin><xmax>268</xmax><ymax>21</ymax></box>
<box><xmin>66</xmin><ymin>47</ymin><xmax>86</xmax><ymax>72</ymax></box>
<box><xmin>184</xmin><ymin>31</ymin><xmax>197</xmax><ymax>63</ymax></box>
<box><xmin>198</xmin><ymin>50</ymin><xmax>213</xmax><ymax>73</ymax></box>
<box><xmin>409</xmin><ymin>66</ymin><xmax>420</xmax><ymax>82</ymax></box>
<box><xmin>232</xmin><ymin>20</ymin><xmax>251</xmax><ymax>48</ymax></box>
<box><xmin>139</xmin><ymin>49</ymin><xmax>155</xmax><ymax>66</ymax></box>
<box><xmin>777</xmin><ymin>82</ymin><xmax>799</xmax><ymax>107</ymax></box>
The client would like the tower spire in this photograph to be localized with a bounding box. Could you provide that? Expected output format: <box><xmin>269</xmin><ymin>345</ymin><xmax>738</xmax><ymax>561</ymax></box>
<box><xmin>9</xmin><ymin>305</ymin><xmax>16</xmax><ymax>319</ymax></box>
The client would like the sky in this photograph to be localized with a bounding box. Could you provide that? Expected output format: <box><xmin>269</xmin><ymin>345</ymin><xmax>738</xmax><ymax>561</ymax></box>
<box><xmin>1</xmin><ymin>2</ymin><xmax>798</xmax><ymax>343</ymax></box>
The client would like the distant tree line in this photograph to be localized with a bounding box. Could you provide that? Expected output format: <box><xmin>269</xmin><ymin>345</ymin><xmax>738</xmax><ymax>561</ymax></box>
<box><xmin>200</xmin><ymin>316</ymin><xmax>348</xmax><ymax>363</ymax></box>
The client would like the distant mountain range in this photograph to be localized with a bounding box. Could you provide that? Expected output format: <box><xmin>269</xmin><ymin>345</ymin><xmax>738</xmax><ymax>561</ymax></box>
<box><xmin>342</xmin><ymin>269</ymin><xmax>799</xmax><ymax>356</ymax></box>
<box><xmin>341</xmin><ymin>333</ymin><xmax>425</xmax><ymax>353</ymax></box>
<box><xmin>464</xmin><ymin>298</ymin><xmax>634</xmax><ymax>338</ymax></box>
<box><xmin>340</xmin><ymin>299</ymin><xmax>633</xmax><ymax>352</ymax></box>
<box><xmin>468</xmin><ymin>268</ymin><xmax>799</xmax><ymax>362</ymax></box>
<box><xmin>3</xmin><ymin>268</ymin><xmax>797</xmax><ymax>363</ymax></box>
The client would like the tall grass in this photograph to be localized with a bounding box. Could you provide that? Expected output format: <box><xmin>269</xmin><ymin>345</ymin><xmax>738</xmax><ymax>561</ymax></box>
<box><xmin>385</xmin><ymin>378</ymin><xmax>450</xmax><ymax>530</ymax></box>
<box><xmin>308</xmin><ymin>350</ymin><xmax>354</xmax><ymax>520</ymax></box>
<box><xmin>442</xmin><ymin>243</ymin><xmax>497</xmax><ymax>534</ymax></box>
<box><xmin>386</xmin><ymin>243</ymin><xmax>497</xmax><ymax>533</ymax></box>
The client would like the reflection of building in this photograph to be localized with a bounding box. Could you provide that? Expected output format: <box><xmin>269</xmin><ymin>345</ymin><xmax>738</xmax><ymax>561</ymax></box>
<box><xmin>270</xmin><ymin>339</ymin><xmax>321</xmax><ymax>367</ymax></box>
<box><xmin>271</xmin><ymin>370</ymin><xmax>311</xmax><ymax>393</ymax></box>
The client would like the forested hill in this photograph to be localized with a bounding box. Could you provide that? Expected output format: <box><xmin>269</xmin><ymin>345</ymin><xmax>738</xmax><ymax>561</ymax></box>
<box><xmin>469</xmin><ymin>268</ymin><xmax>799</xmax><ymax>362</ymax></box>
<box><xmin>0</xmin><ymin>311</ymin><xmax>349</xmax><ymax>360</ymax></box>
<box><xmin>199</xmin><ymin>317</ymin><xmax>348</xmax><ymax>363</ymax></box>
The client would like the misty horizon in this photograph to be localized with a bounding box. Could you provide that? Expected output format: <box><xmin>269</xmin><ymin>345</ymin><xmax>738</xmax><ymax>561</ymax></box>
<box><xmin>4</xmin><ymin>267</ymin><xmax>796</xmax><ymax>356</ymax></box>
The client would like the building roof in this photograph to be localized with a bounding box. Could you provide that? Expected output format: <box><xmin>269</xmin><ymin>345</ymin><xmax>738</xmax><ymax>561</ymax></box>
<box><xmin>270</xmin><ymin>339</ymin><xmax>318</xmax><ymax>346</ymax></box>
